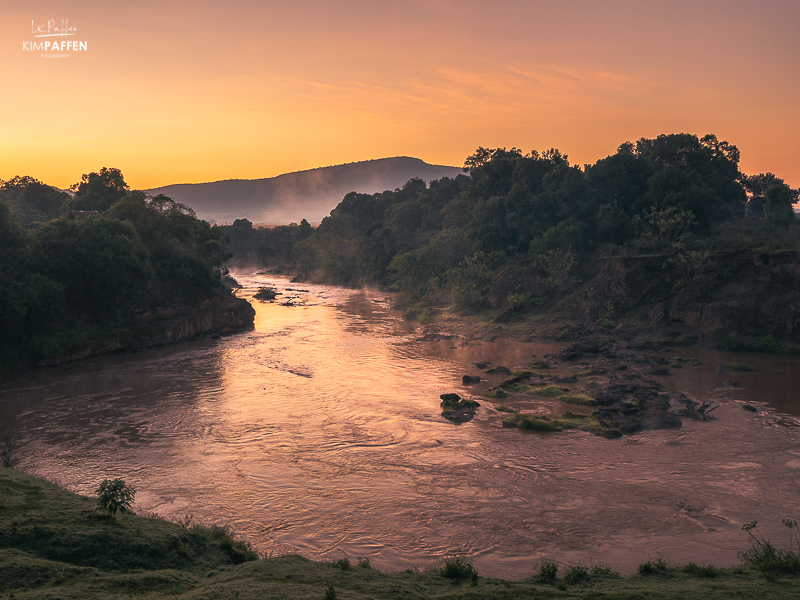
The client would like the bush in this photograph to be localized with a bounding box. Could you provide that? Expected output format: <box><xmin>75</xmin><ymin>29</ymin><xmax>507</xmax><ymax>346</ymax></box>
<box><xmin>681</xmin><ymin>562</ymin><xmax>718</xmax><ymax>577</ymax></box>
<box><xmin>590</xmin><ymin>562</ymin><xmax>618</xmax><ymax>577</ymax></box>
<box><xmin>440</xmin><ymin>555</ymin><xmax>477</xmax><ymax>580</ymax></box>
<box><xmin>536</xmin><ymin>559</ymin><xmax>558</xmax><ymax>583</ymax></box>
<box><xmin>96</xmin><ymin>478</ymin><xmax>136</xmax><ymax>517</ymax></box>
<box><xmin>563</xmin><ymin>562</ymin><xmax>589</xmax><ymax>583</ymax></box>
<box><xmin>638</xmin><ymin>553</ymin><xmax>669</xmax><ymax>575</ymax></box>
<box><xmin>719</xmin><ymin>334</ymin><xmax>800</xmax><ymax>355</ymax></box>
<box><xmin>738</xmin><ymin>520</ymin><xmax>800</xmax><ymax>582</ymax></box>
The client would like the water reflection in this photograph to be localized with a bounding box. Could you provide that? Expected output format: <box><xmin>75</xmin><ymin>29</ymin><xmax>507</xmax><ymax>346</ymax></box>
<box><xmin>1</xmin><ymin>273</ymin><xmax>799</xmax><ymax>578</ymax></box>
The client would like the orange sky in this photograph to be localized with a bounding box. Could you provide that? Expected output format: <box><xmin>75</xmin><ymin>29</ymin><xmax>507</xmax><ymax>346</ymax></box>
<box><xmin>1</xmin><ymin>0</ymin><xmax>798</xmax><ymax>189</ymax></box>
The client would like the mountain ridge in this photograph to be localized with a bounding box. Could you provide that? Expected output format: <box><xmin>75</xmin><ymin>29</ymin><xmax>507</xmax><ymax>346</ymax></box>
<box><xmin>145</xmin><ymin>156</ymin><xmax>464</xmax><ymax>224</ymax></box>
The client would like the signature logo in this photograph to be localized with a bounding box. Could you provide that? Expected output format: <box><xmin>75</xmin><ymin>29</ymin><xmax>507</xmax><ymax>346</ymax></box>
<box><xmin>31</xmin><ymin>19</ymin><xmax>78</xmax><ymax>38</ymax></box>
<box><xmin>24</xmin><ymin>19</ymin><xmax>87</xmax><ymax>57</ymax></box>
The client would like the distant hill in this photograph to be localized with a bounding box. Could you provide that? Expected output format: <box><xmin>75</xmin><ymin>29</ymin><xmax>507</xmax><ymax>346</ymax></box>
<box><xmin>145</xmin><ymin>157</ymin><xmax>464</xmax><ymax>224</ymax></box>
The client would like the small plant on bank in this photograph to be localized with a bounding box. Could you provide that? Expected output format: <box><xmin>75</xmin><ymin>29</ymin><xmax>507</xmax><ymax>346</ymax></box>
<box><xmin>536</xmin><ymin>558</ymin><xmax>559</xmax><ymax>583</ymax></box>
<box><xmin>440</xmin><ymin>555</ymin><xmax>477</xmax><ymax>581</ymax></box>
<box><xmin>738</xmin><ymin>519</ymin><xmax>800</xmax><ymax>582</ymax></box>
<box><xmin>590</xmin><ymin>562</ymin><xmax>618</xmax><ymax>577</ymax></box>
<box><xmin>563</xmin><ymin>562</ymin><xmax>590</xmax><ymax>583</ymax></box>
<box><xmin>681</xmin><ymin>562</ymin><xmax>719</xmax><ymax>577</ymax></box>
<box><xmin>334</xmin><ymin>557</ymin><xmax>351</xmax><ymax>570</ymax></box>
<box><xmin>638</xmin><ymin>552</ymin><xmax>669</xmax><ymax>575</ymax></box>
<box><xmin>324</xmin><ymin>584</ymin><xmax>337</xmax><ymax>600</ymax></box>
<box><xmin>96</xmin><ymin>478</ymin><xmax>136</xmax><ymax>517</ymax></box>
<box><xmin>358</xmin><ymin>557</ymin><xmax>371</xmax><ymax>569</ymax></box>
<box><xmin>1</xmin><ymin>430</ymin><xmax>16</xmax><ymax>468</ymax></box>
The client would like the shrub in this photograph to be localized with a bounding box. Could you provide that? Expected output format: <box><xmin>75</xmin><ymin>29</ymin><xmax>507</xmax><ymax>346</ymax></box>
<box><xmin>96</xmin><ymin>478</ymin><xmax>136</xmax><ymax>517</ymax></box>
<box><xmin>334</xmin><ymin>558</ymin><xmax>351</xmax><ymax>570</ymax></box>
<box><xmin>590</xmin><ymin>562</ymin><xmax>618</xmax><ymax>576</ymax></box>
<box><xmin>563</xmin><ymin>562</ymin><xmax>589</xmax><ymax>583</ymax></box>
<box><xmin>536</xmin><ymin>559</ymin><xmax>559</xmax><ymax>583</ymax></box>
<box><xmin>638</xmin><ymin>553</ymin><xmax>669</xmax><ymax>575</ymax></box>
<box><xmin>440</xmin><ymin>555</ymin><xmax>477</xmax><ymax>580</ymax></box>
<box><xmin>681</xmin><ymin>562</ymin><xmax>718</xmax><ymax>577</ymax></box>
<box><xmin>325</xmin><ymin>584</ymin><xmax>337</xmax><ymax>599</ymax></box>
<box><xmin>738</xmin><ymin>520</ymin><xmax>800</xmax><ymax>582</ymax></box>
<box><xmin>358</xmin><ymin>557</ymin><xmax>371</xmax><ymax>569</ymax></box>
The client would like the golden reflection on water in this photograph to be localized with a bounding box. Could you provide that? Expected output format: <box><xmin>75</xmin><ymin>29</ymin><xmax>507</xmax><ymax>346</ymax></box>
<box><xmin>1</xmin><ymin>273</ymin><xmax>799</xmax><ymax>578</ymax></box>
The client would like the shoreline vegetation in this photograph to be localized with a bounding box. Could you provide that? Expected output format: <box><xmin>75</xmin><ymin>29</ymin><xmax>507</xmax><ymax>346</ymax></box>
<box><xmin>267</xmin><ymin>134</ymin><xmax>800</xmax><ymax>353</ymax></box>
<box><xmin>4</xmin><ymin>133</ymin><xmax>800</xmax><ymax>597</ymax></box>
<box><xmin>0</xmin><ymin>468</ymin><xmax>798</xmax><ymax>599</ymax></box>
<box><xmin>0</xmin><ymin>168</ymin><xmax>255</xmax><ymax>376</ymax></box>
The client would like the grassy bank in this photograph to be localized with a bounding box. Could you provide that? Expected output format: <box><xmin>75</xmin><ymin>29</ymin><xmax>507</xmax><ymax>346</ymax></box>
<box><xmin>1</xmin><ymin>468</ymin><xmax>798</xmax><ymax>599</ymax></box>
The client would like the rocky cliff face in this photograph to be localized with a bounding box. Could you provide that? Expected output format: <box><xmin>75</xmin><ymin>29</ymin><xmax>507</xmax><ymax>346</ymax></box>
<box><xmin>36</xmin><ymin>293</ymin><xmax>255</xmax><ymax>366</ymax></box>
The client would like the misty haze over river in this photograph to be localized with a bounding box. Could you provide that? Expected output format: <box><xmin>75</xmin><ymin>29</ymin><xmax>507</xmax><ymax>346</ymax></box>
<box><xmin>1</xmin><ymin>274</ymin><xmax>799</xmax><ymax>578</ymax></box>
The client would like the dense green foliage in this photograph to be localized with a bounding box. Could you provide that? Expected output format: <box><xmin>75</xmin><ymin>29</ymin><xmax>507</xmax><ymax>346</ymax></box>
<box><xmin>288</xmin><ymin>133</ymin><xmax>798</xmax><ymax>319</ymax></box>
<box><xmin>95</xmin><ymin>479</ymin><xmax>136</xmax><ymax>517</ymax></box>
<box><xmin>0</xmin><ymin>170</ymin><xmax>231</xmax><ymax>372</ymax></box>
<box><xmin>0</xmin><ymin>176</ymin><xmax>69</xmax><ymax>227</ymax></box>
<box><xmin>217</xmin><ymin>218</ymin><xmax>313</xmax><ymax>268</ymax></box>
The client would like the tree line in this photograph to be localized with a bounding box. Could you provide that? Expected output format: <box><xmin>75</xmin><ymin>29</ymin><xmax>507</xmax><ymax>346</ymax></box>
<box><xmin>0</xmin><ymin>168</ymin><xmax>230</xmax><ymax>371</ymax></box>
<box><xmin>286</xmin><ymin>133</ymin><xmax>798</xmax><ymax>318</ymax></box>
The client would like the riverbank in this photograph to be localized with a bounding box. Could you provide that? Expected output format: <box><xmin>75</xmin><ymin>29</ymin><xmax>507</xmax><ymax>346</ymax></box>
<box><xmin>0</xmin><ymin>291</ymin><xmax>255</xmax><ymax>375</ymax></box>
<box><xmin>0</xmin><ymin>468</ymin><xmax>797</xmax><ymax>599</ymax></box>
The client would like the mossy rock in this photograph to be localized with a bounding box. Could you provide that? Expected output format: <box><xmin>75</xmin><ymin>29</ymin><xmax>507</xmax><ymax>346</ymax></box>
<box><xmin>673</xmin><ymin>356</ymin><xmax>701</xmax><ymax>366</ymax></box>
<box><xmin>535</xmin><ymin>385</ymin><xmax>569</xmax><ymax>398</ymax></box>
<box><xmin>502</xmin><ymin>414</ymin><xmax>562</xmax><ymax>432</ymax></box>
<box><xmin>724</xmin><ymin>363</ymin><xmax>754</xmax><ymax>372</ymax></box>
<box><xmin>440</xmin><ymin>393</ymin><xmax>480</xmax><ymax>410</ymax></box>
<box><xmin>561</xmin><ymin>394</ymin><xmax>594</xmax><ymax>405</ymax></box>
<box><xmin>531</xmin><ymin>360</ymin><xmax>552</xmax><ymax>369</ymax></box>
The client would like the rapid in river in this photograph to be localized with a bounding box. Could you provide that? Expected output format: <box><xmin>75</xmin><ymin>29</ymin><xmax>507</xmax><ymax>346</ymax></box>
<box><xmin>1</xmin><ymin>273</ymin><xmax>799</xmax><ymax>578</ymax></box>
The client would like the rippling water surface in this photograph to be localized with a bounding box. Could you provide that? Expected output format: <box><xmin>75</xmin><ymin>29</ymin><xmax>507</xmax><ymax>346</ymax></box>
<box><xmin>1</xmin><ymin>273</ymin><xmax>799</xmax><ymax>577</ymax></box>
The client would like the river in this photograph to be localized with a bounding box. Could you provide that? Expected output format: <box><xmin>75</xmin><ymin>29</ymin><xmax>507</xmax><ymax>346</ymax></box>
<box><xmin>1</xmin><ymin>273</ymin><xmax>799</xmax><ymax>578</ymax></box>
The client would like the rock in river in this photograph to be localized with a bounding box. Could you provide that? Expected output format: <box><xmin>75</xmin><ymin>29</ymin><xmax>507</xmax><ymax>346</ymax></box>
<box><xmin>440</xmin><ymin>393</ymin><xmax>480</xmax><ymax>424</ymax></box>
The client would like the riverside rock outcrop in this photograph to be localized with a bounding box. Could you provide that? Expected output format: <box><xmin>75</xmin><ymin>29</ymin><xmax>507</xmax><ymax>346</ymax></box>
<box><xmin>36</xmin><ymin>292</ymin><xmax>255</xmax><ymax>366</ymax></box>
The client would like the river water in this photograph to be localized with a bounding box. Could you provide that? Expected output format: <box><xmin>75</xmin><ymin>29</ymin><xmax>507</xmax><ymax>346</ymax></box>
<box><xmin>1</xmin><ymin>273</ymin><xmax>799</xmax><ymax>578</ymax></box>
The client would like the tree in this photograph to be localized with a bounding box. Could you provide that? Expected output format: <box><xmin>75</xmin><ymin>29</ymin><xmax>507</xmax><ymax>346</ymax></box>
<box><xmin>0</xmin><ymin>176</ymin><xmax>68</xmax><ymax>227</ymax></box>
<box><xmin>763</xmin><ymin>183</ymin><xmax>796</xmax><ymax>248</ymax></box>
<box><xmin>63</xmin><ymin>167</ymin><xmax>129</xmax><ymax>212</ymax></box>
